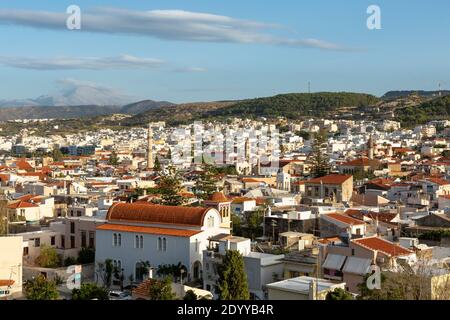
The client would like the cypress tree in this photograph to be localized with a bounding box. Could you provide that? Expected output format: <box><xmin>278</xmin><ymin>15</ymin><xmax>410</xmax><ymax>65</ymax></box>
<box><xmin>217</xmin><ymin>250</ymin><xmax>250</xmax><ymax>300</ymax></box>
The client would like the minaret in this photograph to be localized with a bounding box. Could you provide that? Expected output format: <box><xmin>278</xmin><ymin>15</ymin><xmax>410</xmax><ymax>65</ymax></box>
<box><xmin>147</xmin><ymin>124</ymin><xmax>154</xmax><ymax>170</ymax></box>
<box><xmin>245</xmin><ymin>138</ymin><xmax>250</xmax><ymax>163</ymax></box>
<box><xmin>368</xmin><ymin>135</ymin><xmax>375</xmax><ymax>160</ymax></box>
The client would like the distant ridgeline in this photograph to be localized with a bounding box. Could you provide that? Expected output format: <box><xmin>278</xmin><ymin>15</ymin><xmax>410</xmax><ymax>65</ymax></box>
<box><xmin>395</xmin><ymin>95</ymin><xmax>450</xmax><ymax>127</ymax></box>
<box><xmin>204</xmin><ymin>92</ymin><xmax>380</xmax><ymax>120</ymax></box>
<box><xmin>383</xmin><ymin>90</ymin><xmax>450</xmax><ymax>100</ymax></box>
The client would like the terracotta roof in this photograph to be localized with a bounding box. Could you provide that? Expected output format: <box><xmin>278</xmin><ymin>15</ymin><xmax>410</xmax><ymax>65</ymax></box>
<box><xmin>96</xmin><ymin>223</ymin><xmax>201</xmax><ymax>238</ymax></box>
<box><xmin>325</xmin><ymin>213</ymin><xmax>365</xmax><ymax>226</ymax></box>
<box><xmin>231</xmin><ymin>197</ymin><xmax>255</xmax><ymax>204</ymax></box>
<box><xmin>307</xmin><ymin>174</ymin><xmax>353</xmax><ymax>185</ymax></box>
<box><xmin>106</xmin><ymin>203</ymin><xmax>213</xmax><ymax>227</ymax></box>
<box><xmin>208</xmin><ymin>191</ymin><xmax>229</xmax><ymax>203</ymax></box>
<box><xmin>341</xmin><ymin>158</ymin><xmax>372</xmax><ymax>167</ymax></box>
<box><xmin>7</xmin><ymin>201</ymin><xmax>39</xmax><ymax>209</ymax></box>
<box><xmin>15</xmin><ymin>159</ymin><xmax>33</xmax><ymax>171</ymax></box>
<box><xmin>0</xmin><ymin>280</ymin><xmax>15</xmax><ymax>287</ymax></box>
<box><xmin>352</xmin><ymin>237</ymin><xmax>414</xmax><ymax>257</ymax></box>
<box><xmin>317</xmin><ymin>237</ymin><xmax>342</xmax><ymax>245</ymax></box>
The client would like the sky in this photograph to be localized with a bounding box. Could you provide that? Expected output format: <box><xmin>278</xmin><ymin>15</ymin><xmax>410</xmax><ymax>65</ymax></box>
<box><xmin>0</xmin><ymin>0</ymin><xmax>449</xmax><ymax>104</ymax></box>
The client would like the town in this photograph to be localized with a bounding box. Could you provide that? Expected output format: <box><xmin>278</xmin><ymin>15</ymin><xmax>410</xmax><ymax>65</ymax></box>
<box><xmin>1</xmin><ymin>115</ymin><xmax>449</xmax><ymax>301</ymax></box>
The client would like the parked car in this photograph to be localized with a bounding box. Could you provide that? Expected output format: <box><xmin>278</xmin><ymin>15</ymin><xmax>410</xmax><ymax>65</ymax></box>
<box><xmin>108</xmin><ymin>290</ymin><xmax>132</xmax><ymax>300</ymax></box>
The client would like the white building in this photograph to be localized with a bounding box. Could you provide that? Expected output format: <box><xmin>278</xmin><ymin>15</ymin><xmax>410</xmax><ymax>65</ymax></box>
<box><xmin>95</xmin><ymin>203</ymin><xmax>230</xmax><ymax>284</ymax></box>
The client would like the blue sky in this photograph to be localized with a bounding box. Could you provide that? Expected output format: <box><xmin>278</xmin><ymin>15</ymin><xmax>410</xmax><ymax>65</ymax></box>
<box><xmin>0</xmin><ymin>0</ymin><xmax>449</xmax><ymax>103</ymax></box>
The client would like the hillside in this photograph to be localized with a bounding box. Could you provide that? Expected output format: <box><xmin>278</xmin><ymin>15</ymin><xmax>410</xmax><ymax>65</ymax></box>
<box><xmin>123</xmin><ymin>92</ymin><xmax>379</xmax><ymax>126</ymax></box>
<box><xmin>123</xmin><ymin>101</ymin><xmax>236</xmax><ymax>126</ymax></box>
<box><xmin>0</xmin><ymin>105</ymin><xmax>123</xmax><ymax>121</ymax></box>
<box><xmin>395</xmin><ymin>95</ymin><xmax>450</xmax><ymax>127</ymax></box>
<box><xmin>204</xmin><ymin>92</ymin><xmax>379</xmax><ymax>120</ymax></box>
<box><xmin>119</xmin><ymin>100</ymin><xmax>174</xmax><ymax>115</ymax></box>
<box><xmin>383</xmin><ymin>90</ymin><xmax>450</xmax><ymax>100</ymax></box>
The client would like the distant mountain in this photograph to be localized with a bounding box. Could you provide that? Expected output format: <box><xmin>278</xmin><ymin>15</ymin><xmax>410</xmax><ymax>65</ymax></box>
<box><xmin>0</xmin><ymin>79</ymin><xmax>134</xmax><ymax>108</ymax></box>
<box><xmin>120</xmin><ymin>100</ymin><xmax>175</xmax><ymax>115</ymax></box>
<box><xmin>382</xmin><ymin>90</ymin><xmax>450</xmax><ymax>100</ymax></box>
<box><xmin>0</xmin><ymin>105</ymin><xmax>123</xmax><ymax>121</ymax></box>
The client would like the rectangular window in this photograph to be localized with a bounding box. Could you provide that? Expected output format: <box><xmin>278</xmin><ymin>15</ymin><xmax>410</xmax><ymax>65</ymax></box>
<box><xmin>81</xmin><ymin>231</ymin><xmax>87</xmax><ymax>248</ymax></box>
<box><xmin>163</xmin><ymin>238</ymin><xmax>167</xmax><ymax>251</ymax></box>
<box><xmin>50</xmin><ymin>236</ymin><xmax>56</xmax><ymax>246</ymax></box>
<box><xmin>34</xmin><ymin>238</ymin><xmax>40</xmax><ymax>247</ymax></box>
<box><xmin>140</xmin><ymin>236</ymin><xmax>144</xmax><ymax>249</ymax></box>
<box><xmin>23</xmin><ymin>247</ymin><xmax>29</xmax><ymax>256</ymax></box>
<box><xmin>61</xmin><ymin>235</ymin><xmax>65</xmax><ymax>249</ymax></box>
<box><xmin>70</xmin><ymin>222</ymin><xmax>75</xmax><ymax>234</ymax></box>
<box><xmin>70</xmin><ymin>236</ymin><xmax>75</xmax><ymax>249</ymax></box>
<box><xmin>88</xmin><ymin>232</ymin><xmax>95</xmax><ymax>248</ymax></box>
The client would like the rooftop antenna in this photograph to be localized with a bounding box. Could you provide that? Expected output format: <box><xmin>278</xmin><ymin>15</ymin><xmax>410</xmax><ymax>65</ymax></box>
<box><xmin>439</xmin><ymin>82</ymin><xmax>442</xmax><ymax>97</ymax></box>
<box><xmin>308</xmin><ymin>81</ymin><xmax>311</xmax><ymax>94</ymax></box>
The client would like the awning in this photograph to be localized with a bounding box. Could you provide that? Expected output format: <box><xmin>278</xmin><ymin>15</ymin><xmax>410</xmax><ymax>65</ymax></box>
<box><xmin>322</xmin><ymin>254</ymin><xmax>346</xmax><ymax>271</ymax></box>
<box><xmin>0</xmin><ymin>280</ymin><xmax>14</xmax><ymax>287</ymax></box>
<box><xmin>342</xmin><ymin>257</ymin><xmax>372</xmax><ymax>275</ymax></box>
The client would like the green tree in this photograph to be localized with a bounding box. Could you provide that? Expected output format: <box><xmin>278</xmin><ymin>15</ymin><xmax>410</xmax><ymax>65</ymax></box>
<box><xmin>217</xmin><ymin>250</ymin><xmax>250</xmax><ymax>300</ymax></box>
<box><xmin>35</xmin><ymin>245</ymin><xmax>61</xmax><ymax>268</ymax></box>
<box><xmin>310</xmin><ymin>130</ymin><xmax>330</xmax><ymax>178</ymax></box>
<box><xmin>326</xmin><ymin>288</ymin><xmax>354</xmax><ymax>300</ymax></box>
<box><xmin>194</xmin><ymin>162</ymin><xmax>218</xmax><ymax>200</ymax></box>
<box><xmin>51</xmin><ymin>147</ymin><xmax>64</xmax><ymax>162</ymax></box>
<box><xmin>183</xmin><ymin>290</ymin><xmax>198</xmax><ymax>301</ymax></box>
<box><xmin>97</xmin><ymin>259</ymin><xmax>114</xmax><ymax>288</ymax></box>
<box><xmin>109</xmin><ymin>151</ymin><xmax>119</xmax><ymax>165</ymax></box>
<box><xmin>155</xmin><ymin>167</ymin><xmax>185</xmax><ymax>206</ymax></box>
<box><xmin>243</xmin><ymin>208</ymin><xmax>264</xmax><ymax>240</ymax></box>
<box><xmin>231</xmin><ymin>214</ymin><xmax>242</xmax><ymax>236</ymax></box>
<box><xmin>77</xmin><ymin>247</ymin><xmax>95</xmax><ymax>264</ymax></box>
<box><xmin>148</xmin><ymin>278</ymin><xmax>177</xmax><ymax>300</ymax></box>
<box><xmin>154</xmin><ymin>156</ymin><xmax>162</xmax><ymax>172</ymax></box>
<box><xmin>24</xmin><ymin>275</ymin><xmax>59</xmax><ymax>300</ymax></box>
<box><xmin>71</xmin><ymin>283</ymin><xmax>109</xmax><ymax>300</ymax></box>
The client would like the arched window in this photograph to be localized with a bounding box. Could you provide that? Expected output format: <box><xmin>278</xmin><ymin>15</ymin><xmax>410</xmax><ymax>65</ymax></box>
<box><xmin>140</xmin><ymin>236</ymin><xmax>144</xmax><ymax>249</ymax></box>
<box><xmin>135</xmin><ymin>235</ymin><xmax>139</xmax><ymax>248</ymax></box>
<box><xmin>158</xmin><ymin>237</ymin><xmax>162</xmax><ymax>251</ymax></box>
<box><xmin>162</xmin><ymin>238</ymin><xmax>167</xmax><ymax>251</ymax></box>
<box><xmin>113</xmin><ymin>233</ymin><xmax>117</xmax><ymax>246</ymax></box>
<box><xmin>118</xmin><ymin>234</ymin><xmax>122</xmax><ymax>247</ymax></box>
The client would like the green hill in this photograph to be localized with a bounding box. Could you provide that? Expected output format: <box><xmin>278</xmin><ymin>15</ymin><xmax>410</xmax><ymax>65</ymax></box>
<box><xmin>205</xmin><ymin>92</ymin><xmax>380</xmax><ymax>119</ymax></box>
<box><xmin>395</xmin><ymin>95</ymin><xmax>450</xmax><ymax>127</ymax></box>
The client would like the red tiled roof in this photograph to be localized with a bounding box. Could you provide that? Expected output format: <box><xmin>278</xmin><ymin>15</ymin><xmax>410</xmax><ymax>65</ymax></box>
<box><xmin>352</xmin><ymin>237</ymin><xmax>414</xmax><ymax>257</ymax></box>
<box><xmin>307</xmin><ymin>174</ymin><xmax>352</xmax><ymax>185</ymax></box>
<box><xmin>106</xmin><ymin>203</ymin><xmax>213</xmax><ymax>227</ymax></box>
<box><xmin>208</xmin><ymin>192</ymin><xmax>229</xmax><ymax>203</ymax></box>
<box><xmin>7</xmin><ymin>201</ymin><xmax>39</xmax><ymax>209</ymax></box>
<box><xmin>341</xmin><ymin>158</ymin><xmax>372</xmax><ymax>167</ymax></box>
<box><xmin>96</xmin><ymin>223</ymin><xmax>201</xmax><ymax>238</ymax></box>
<box><xmin>326</xmin><ymin>213</ymin><xmax>365</xmax><ymax>226</ymax></box>
<box><xmin>15</xmin><ymin>159</ymin><xmax>33</xmax><ymax>171</ymax></box>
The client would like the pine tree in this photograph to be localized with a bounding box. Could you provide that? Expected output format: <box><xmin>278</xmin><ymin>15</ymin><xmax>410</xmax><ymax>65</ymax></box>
<box><xmin>156</xmin><ymin>166</ymin><xmax>185</xmax><ymax>206</ymax></box>
<box><xmin>310</xmin><ymin>129</ymin><xmax>330</xmax><ymax>178</ymax></box>
<box><xmin>194</xmin><ymin>162</ymin><xmax>218</xmax><ymax>200</ymax></box>
<box><xmin>217</xmin><ymin>250</ymin><xmax>250</xmax><ymax>300</ymax></box>
<box><xmin>51</xmin><ymin>147</ymin><xmax>64</xmax><ymax>162</ymax></box>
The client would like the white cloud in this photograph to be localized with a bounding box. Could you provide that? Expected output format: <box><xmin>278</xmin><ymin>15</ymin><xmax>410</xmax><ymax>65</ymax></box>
<box><xmin>174</xmin><ymin>67</ymin><xmax>208</xmax><ymax>73</ymax></box>
<box><xmin>0</xmin><ymin>54</ymin><xmax>165</xmax><ymax>70</ymax></box>
<box><xmin>0</xmin><ymin>8</ymin><xmax>346</xmax><ymax>50</ymax></box>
